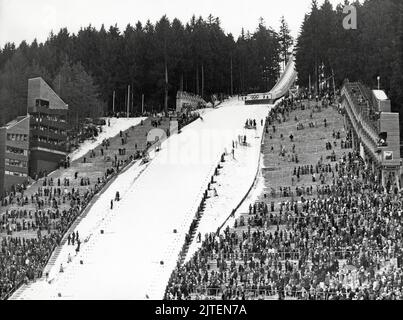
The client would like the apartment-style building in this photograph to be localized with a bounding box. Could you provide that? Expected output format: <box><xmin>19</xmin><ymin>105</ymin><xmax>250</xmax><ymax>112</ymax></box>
<box><xmin>27</xmin><ymin>77</ymin><xmax>69</xmax><ymax>178</ymax></box>
<box><xmin>0</xmin><ymin>116</ymin><xmax>30</xmax><ymax>195</ymax></box>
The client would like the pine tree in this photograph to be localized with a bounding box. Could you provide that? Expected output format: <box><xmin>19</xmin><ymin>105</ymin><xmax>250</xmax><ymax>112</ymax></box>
<box><xmin>0</xmin><ymin>14</ymin><xmax>285</xmax><ymax>115</ymax></box>
<box><xmin>53</xmin><ymin>59</ymin><xmax>105</xmax><ymax>128</ymax></box>
<box><xmin>390</xmin><ymin>1</ymin><xmax>403</xmax><ymax>131</ymax></box>
<box><xmin>278</xmin><ymin>16</ymin><xmax>293</xmax><ymax>70</ymax></box>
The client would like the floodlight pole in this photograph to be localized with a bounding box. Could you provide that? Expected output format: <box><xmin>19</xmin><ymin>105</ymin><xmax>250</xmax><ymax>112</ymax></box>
<box><xmin>127</xmin><ymin>85</ymin><xmax>130</xmax><ymax>118</ymax></box>
<box><xmin>112</xmin><ymin>90</ymin><xmax>116</xmax><ymax>114</ymax></box>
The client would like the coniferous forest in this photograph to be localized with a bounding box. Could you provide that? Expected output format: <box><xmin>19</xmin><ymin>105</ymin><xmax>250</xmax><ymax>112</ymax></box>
<box><xmin>295</xmin><ymin>0</ymin><xmax>403</xmax><ymax>134</ymax></box>
<box><xmin>0</xmin><ymin>15</ymin><xmax>287</xmax><ymax>127</ymax></box>
<box><xmin>1</xmin><ymin>0</ymin><xmax>403</xmax><ymax>135</ymax></box>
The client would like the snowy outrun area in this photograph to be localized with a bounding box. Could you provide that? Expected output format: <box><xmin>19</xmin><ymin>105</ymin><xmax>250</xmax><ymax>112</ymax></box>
<box><xmin>69</xmin><ymin>117</ymin><xmax>147</xmax><ymax>162</ymax></box>
<box><xmin>12</xmin><ymin>98</ymin><xmax>270</xmax><ymax>300</ymax></box>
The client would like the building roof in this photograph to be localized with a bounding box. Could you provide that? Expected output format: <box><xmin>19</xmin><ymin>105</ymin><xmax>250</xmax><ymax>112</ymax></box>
<box><xmin>29</xmin><ymin>77</ymin><xmax>68</xmax><ymax>110</ymax></box>
<box><xmin>2</xmin><ymin>115</ymin><xmax>29</xmax><ymax>130</ymax></box>
<box><xmin>372</xmin><ymin>90</ymin><xmax>388</xmax><ymax>101</ymax></box>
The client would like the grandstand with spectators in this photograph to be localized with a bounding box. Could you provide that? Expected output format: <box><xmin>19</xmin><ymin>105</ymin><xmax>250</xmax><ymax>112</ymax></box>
<box><xmin>165</xmin><ymin>93</ymin><xmax>403</xmax><ymax>300</ymax></box>
<box><xmin>1</xmin><ymin>4</ymin><xmax>403</xmax><ymax>302</ymax></box>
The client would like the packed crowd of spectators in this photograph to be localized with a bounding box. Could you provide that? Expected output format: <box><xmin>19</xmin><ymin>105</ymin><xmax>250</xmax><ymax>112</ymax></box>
<box><xmin>0</xmin><ymin>117</ymin><xmax>167</xmax><ymax>299</ymax></box>
<box><xmin>165</xmin><ymin>96</ymin><xmax>403</xmax><ymax>300</ymax></box>
<box><xmin>345</xmin><ymin>82</ymin><xmax>380</xmax><ymax>132</ymax></box>
<box><xmin>0</xmin><ymin>164</ymin><xmax>121</xmax><ymax>299</ymax></box>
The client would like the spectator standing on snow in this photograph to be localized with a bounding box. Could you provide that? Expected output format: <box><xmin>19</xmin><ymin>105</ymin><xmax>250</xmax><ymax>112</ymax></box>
<box><xmin>76</xmin><ymin>239</ymin><xmax>81</xmax><ymax>254</ymax></box>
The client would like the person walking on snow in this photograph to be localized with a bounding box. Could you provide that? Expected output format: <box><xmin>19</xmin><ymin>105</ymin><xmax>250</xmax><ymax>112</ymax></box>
<box><xmin>76</xmin><ymin>239</ymin><xmax>81</xmax><ymax>254</ymax></box>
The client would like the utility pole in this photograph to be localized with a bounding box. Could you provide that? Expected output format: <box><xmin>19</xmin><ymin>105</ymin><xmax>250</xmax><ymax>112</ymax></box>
<box><xmin>315</xmin><ymin>59</ymin><xmax>318</xmax><ymax>96</ymax></box>
<box><xmin>201</xmin><ymin>63</ymin><xmax>204</xmax><ymax>99</ymax></box>
<box><xmin>309</xmin><ymin>74</ymin><xmax>312</xmax><ymax>95</ymax></box>
<box><xmin>131</xmin><ymin>83</ymin><xmax>134</xmax><ymax>115</ymax></box>
<box><xmin>127</xmin><ymin>85</ymin><xmax>130</xmax><ymax>118</ymax></box>
<box><xmin>112</xmin><ymin>90</ymin><xmax>116</xmax><ymax>114</ymax></box>
<box><xmin>196</xmin><ymin>66</ymin><xmax>199</xmax><ymax>95</ymax></box>
<box><xmin>332</xmin><ymin>69</ymin><xmax>336</xmax><ymax>101</ymax></box>
<box><xmin>164</xmin><ymin>62</ymin><xmax>168</xmax><ymax>115</ymax></box>
<box><xmin>230</xmin><ymin>55</ymin><xmax>233</xmax><ymax>96</ymax></box>
<box><xmin>124</xmin><ymin>92</ymin><xmax>126</xmax><ymax>114</ymax></box>
<box><xmin>180</xmin><ymin>73</ymin><xmax>184</xmax><ymax>92</ymax></box>
<box><xmin>142</xmin><ymin>94</ymin><xmax>145</xmax><ymax>114</ymax></box>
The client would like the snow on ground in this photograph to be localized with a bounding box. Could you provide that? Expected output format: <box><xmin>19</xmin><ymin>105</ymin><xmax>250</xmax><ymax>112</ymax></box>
<box><xmin>12</xmin><ymin>98</ymin><xmax>269</xmax><ymax>300</ymax></box>
<box><xmin>183</xmin><ymin>99</ymin><xmax>285</xmax><ymax>263</ymax></box>
<box><xmin>219</xmin><ymin>99</ymin><xmax>285</xmax><ymax>231</ymax></box>
<box><xmin>69</xmin><ymin>117</ymin><xmax>147</xmax><ymax>162</ymax></box>
<box><xmin>220</xmin><ymin>156</ymin><xmax>266</xmax><ymax>232</ymax></box>
<box><xmin>184</xmin><ymin>107</ymin><xmax>270</xmax><ymax>263</ymax></box>
<box><xmin>195</xmin><ymin>107</ymin><xmax>214</xmax><ymax>117</ymax></box>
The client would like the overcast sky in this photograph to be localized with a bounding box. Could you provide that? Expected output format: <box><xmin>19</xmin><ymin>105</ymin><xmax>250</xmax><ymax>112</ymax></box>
<box><xmin>0</xmin><ymin>0</ymin><xmax>344</xmax><ymax>47</ymax></box>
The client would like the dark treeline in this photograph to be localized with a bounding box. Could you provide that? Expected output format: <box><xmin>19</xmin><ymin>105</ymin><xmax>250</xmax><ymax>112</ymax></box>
<box><xmin>0</xmin><ymin>14</ymin><xmax>289</xmax><ymax>127</ymax></box>
<box><xmin>295</xmin><ymin>0</ymin><xmax>403</xmax><ymax>132</ymax></box>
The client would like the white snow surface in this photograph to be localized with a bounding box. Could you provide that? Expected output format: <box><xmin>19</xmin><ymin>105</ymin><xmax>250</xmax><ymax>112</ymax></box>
<box><xmin>11</xmin><ymin>98</ymin><xmax>269</xmax><ymax>300</ymax></box>
<box><xmin>372</xmin><ymin>89</ymin><xmax>388</xmax><ymax>101</ymax></box>
<box><xmin>184</xmin><ymin>113</ymin><xmax>270</xmax><ymax>263</ymax></box>
<box><xmin>269</xmin><ymin>57</ymin><xmax>297</xmax><ymax>99</ymax></box>
<box><xmin>69</xmin><ymin>117</ymin><xmax>147</xmax><ymax>162</ymax></box>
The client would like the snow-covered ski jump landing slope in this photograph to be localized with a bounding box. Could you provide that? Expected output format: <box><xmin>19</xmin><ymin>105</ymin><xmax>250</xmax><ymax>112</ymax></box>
<box><xmin>12</xmin><ymin>98</ymin><xmax>269</xmax><ymax>300</ymax></box>
<box><xmin>69</xmin><ymin>117</ymin><xmax>147</xmax><ymax>162</ymax></box>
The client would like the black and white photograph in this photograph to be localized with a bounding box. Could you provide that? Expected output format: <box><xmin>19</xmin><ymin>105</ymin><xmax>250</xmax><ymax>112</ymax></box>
<box><xmin>0</xmin><ymin>0</ymin><xmax>403</xmax><ymax>311</ymax></box>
